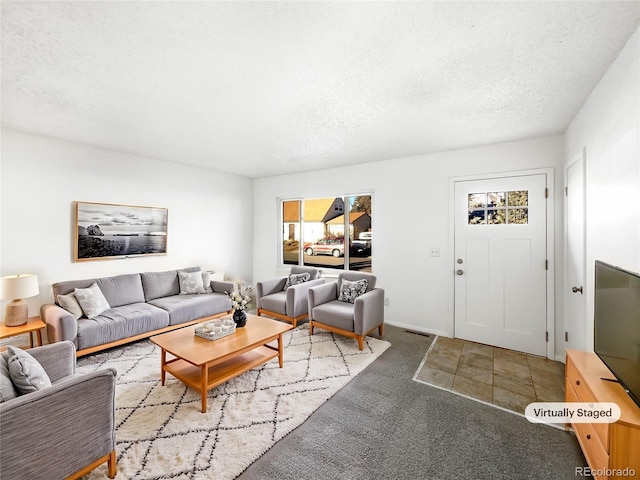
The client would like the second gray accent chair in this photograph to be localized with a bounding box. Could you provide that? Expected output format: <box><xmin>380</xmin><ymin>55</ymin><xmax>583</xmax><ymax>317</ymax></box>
<box><xmin>308</xmin><ymin>271</ymin><xmax>384</xmax><ymax>350</ymax></box>
<box><xmin>256</xmin><ymin>266</ymin><xmax>324</xmax><ymax>328</ymax></box>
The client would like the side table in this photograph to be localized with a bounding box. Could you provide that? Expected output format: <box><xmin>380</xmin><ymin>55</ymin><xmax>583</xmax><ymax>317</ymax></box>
<box><xmin>0</xmin><ymin>316</ymin><xmax>46</xmax><ymax>349</ymax></box>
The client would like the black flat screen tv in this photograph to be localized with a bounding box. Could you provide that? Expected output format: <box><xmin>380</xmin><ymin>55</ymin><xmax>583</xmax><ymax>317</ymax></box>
<box><xmin>594</xmin><ymin>260</ymin><xmax>640</xmax><ymax>409</ymax></box>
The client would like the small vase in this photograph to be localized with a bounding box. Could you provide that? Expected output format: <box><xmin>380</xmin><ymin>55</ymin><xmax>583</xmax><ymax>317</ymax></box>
<box><xmin>233</xmin><ymin>309</ymin><xmax>247</xmax><ymax>327</ymax></box>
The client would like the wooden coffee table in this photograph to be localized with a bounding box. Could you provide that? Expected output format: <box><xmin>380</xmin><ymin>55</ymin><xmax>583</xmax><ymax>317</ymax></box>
<box><xmin>151</xmin><ymin>314</ymin><xmax>292</xmax><ymax>413</ymax></box>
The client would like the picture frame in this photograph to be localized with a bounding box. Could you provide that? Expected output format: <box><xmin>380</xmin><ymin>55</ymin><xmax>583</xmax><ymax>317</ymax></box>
<box><xmin>74</xmin><ymin>201</ymin><xmax>168</xmax><ymax>261</ymax></box>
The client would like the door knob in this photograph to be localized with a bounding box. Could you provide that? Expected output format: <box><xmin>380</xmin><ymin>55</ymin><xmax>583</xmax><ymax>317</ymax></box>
<box><xmin>572</xmin><ymin>286</ymin><xmax>583</xmax><ymax>294</ymax></box>
<box><xmin>456</xmin><ymin>269</ymin><xmax>464</xmax><ymax>276</ymax></box>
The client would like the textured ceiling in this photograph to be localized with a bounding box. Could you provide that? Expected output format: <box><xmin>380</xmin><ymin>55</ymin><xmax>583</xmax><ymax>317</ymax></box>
<box><xmin>2</xmin><ymin>2</ymin><xmax>639</xmax><ymax>178</ymax></box>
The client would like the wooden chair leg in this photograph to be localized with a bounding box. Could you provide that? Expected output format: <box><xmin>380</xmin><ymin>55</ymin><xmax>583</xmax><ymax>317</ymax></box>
<box><xmin>309</xmin><ymin>321</ymin><xmax>314</xmax><ymax>335</ymax></box>
<box><xmin>357</xmin><ymin>336</ymin><xmax>364</xmax><ymax>351</ymax></box>
<box><xmin>378</xmin><ymin>324</ymin><xmax>384</xmax><ymax>336</ymax></box>
<box><xmin>107</xmin><ymin>450</ymin><xmax>117</xmax><ymax>478</ymax></box>
<box><xmin>67</xmin><ymin>451</ymin><xmax>116</xmax><ymax>480</ymax></box>
<box><xmin>292</xmin><ymin>318</ymin><xmax>297</xmax><ymax>328</ymax></box>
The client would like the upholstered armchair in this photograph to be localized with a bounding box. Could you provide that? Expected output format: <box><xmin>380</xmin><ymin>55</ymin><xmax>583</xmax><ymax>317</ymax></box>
<box><xmin>0</xmin><ymin>341</ymin><xmax>117</xmax><ymax>480</ymax></box>
<box><xmin>256</xmin><ymin>266</ymin><xmax>324</xmax><ymax>328</ymax></box>
<box><xmin>308</xmin><ymin>271</ymin><xmax>384</xmax><ymax>350</ymax></box>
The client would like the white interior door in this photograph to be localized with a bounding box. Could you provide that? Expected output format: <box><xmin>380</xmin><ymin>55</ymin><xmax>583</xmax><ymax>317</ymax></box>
<box><xmin>454</xmin><ymin>174</ymin><xmax>548</xmax><ymax>356</ymax></box>
<box><xmin>565</xmin><ymin>153</ymin><xmax>586</xmax><ymax>350</ymax></box>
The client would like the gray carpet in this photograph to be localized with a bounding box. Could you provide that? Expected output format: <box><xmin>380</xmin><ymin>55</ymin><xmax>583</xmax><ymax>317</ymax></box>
<box><xmin>237</xmin><ymin>324</ymin><xmax>588</xmax><ymax>480</ymax></box>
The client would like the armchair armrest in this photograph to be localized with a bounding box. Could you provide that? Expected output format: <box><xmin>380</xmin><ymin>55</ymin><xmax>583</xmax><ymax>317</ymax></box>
<box><xmin>354</xmin><ymin>288</ymin><xmax>385</xmax><ymax>335</ymax></box>
<box><xmin>286</xmin><ymin>278</ymin><xmax>325</xmax><ymax>318</ymax></box>
<box><xmin>41</xmin><ymin>303</ymin><xmax>78</xmax><ymax>345</ymax></box>
<box><xmin>28</xmin><ymin>341</ymin><xmax>76</xmax><ymax>383</ymax></box>
<box><xmin>308</xmin><ymin>281</ymin><xmax>338</xmax><ymax>312</ymax></box>
<box><xmin>256</xmin><ymin>277</ymin><xmax>287</xmax><ymax>307</ymax></box>
<box><xmin>211</xmin><ymin>280</ymin><xmax>236</xmax><ymax>294</ymax></box>
<box><xmin>0</xmin><ymin>367</ymin><xmax>116</xmax><ymax>480</ymax></box>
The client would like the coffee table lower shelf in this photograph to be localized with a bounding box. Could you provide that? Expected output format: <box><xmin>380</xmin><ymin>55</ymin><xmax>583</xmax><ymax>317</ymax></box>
<box><xmin>163</xmin><ymin>345</ymin><xmax>279</xmax><ymax>412</ymax></box>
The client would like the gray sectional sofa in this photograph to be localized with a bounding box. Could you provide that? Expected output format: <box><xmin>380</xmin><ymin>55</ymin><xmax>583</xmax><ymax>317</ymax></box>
<box><xmin>41</xmin><ymin>267</ymin><xmax>233</xmax><ymax>356</ymax></box>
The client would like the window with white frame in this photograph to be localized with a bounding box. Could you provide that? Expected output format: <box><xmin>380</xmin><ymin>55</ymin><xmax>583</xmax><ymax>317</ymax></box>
<box><xmin>281</xmin><ymin>194</ymin><xmax>372</xmax><ymax>272</ymax></box>
<box><xmin>467</xmin><ymin>190</ymin><xmax>529</xmax><ymax>225</ymax></box>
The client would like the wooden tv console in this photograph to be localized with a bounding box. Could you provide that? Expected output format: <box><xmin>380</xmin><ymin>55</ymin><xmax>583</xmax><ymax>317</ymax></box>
<box><xmin>565</xmin><ymin>349</ymin><xmax>640</xmax><ymax>480</ymax></box>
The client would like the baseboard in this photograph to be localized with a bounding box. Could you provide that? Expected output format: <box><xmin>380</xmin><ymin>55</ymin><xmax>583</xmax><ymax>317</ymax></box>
<box><xmin>554</xmin><ymin>352</ymin><xmax>566</xmax><ymax>363</ymax></box>
<box><xmin>384</xmin><ymin>320</ymin><xmax>448</xmax><ymax>338</ymax></box>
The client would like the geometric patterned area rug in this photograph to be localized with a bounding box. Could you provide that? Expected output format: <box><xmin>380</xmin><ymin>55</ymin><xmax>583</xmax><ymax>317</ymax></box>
<box><xmin>77</xmin><ymin>323</ymin><xmax>390</xmax><ymax>479</ymax></box>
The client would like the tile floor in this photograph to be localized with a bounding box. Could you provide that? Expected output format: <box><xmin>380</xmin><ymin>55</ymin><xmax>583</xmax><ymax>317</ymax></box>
<box><xmin>414</xmin><ymin>336</ymin><xmax>565</xmax><ymax>414</ymax></box>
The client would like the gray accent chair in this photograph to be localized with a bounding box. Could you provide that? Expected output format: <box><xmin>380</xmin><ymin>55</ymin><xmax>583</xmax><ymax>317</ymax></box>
<box><xmin>308</xmin><ymin>272</ymin><xmax>384</xmax><ymax>350</ymax></box>
<box><xmin>0</xmin><ymin>341</ymin><xmax>117</xmax><ymax>479</ymax></box>
<box><xmin>256</xmin><ymin>266</ymin><xmax>324</xmax><ymax>328</ymax></box>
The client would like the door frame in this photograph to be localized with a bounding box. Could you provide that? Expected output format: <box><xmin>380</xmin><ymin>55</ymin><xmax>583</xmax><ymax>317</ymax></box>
<box><xmin>564</xmin><ymin>149</ymin><xmax>587</xmax><ymax>351</ymax></box>
<box><xmin>448</xmin><ymin>168</ymin><xmax>556</xmax><ymax>360</ymax></box>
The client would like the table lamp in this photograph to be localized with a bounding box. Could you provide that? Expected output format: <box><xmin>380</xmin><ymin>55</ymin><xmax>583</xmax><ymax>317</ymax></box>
<box><xmin>1</xmin><ymin>274</ymin><xmax>40</xmax><ymax>326</ymax></box>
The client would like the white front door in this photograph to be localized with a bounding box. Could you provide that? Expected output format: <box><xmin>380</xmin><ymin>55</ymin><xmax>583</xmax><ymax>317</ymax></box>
<box><xmin>454</xmin><ymin>174</ymin><xmax>548</xmax><ymax>356</ymax></box>
<box><xmin>565</xmin><ymin>153</ymin><xmax>586</xmax><ymax>350</ymax></box>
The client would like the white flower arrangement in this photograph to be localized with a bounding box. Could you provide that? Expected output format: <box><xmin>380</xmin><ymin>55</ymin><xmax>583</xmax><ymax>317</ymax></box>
<box><xmin>228</xmin><ymin>290</ymin><xmax>251</xmax><ymax>311</ymax></box>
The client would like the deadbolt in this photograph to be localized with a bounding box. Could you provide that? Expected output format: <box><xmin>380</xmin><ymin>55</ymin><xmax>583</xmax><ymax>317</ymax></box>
<box><xmin>571</xmin><ymin>286</ymin><xmax>583</xmax><ymax>294</ymax></box>
<box><xmin>456</xmin><ymin>269</ymin><xmax>464</xmax><ymax>276</ymax></box>
<box><xmin>457</xmin><ymin>258</ymin><xmax>463</xmax><ymax>264</ymax></box>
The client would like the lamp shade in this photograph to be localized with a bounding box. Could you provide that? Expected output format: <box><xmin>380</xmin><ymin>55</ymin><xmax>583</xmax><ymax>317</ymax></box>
<box><xmin>1</xmin><ymin>274</ymin><xmax>40</xmax><ymax>300</ymax></box>
<box><xmin>1</xmin><ymin>274</ymin><xmax>39</xmax><ymax>326</ymax></box>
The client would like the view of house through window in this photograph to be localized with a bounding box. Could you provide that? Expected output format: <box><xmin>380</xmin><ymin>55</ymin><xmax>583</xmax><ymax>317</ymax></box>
<box><xmin>282</xmin><ymin>195</ymin><xmax>372</xmax><ymax>272</ymax></box>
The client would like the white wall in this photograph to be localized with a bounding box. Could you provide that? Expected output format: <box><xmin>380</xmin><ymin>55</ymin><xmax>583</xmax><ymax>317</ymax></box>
<box><xmin>564</xmin><ymin>27</ymin><xmax>640</xmax><ymax>351</ymax></box>
<box><xmin>253</xmin><ymin>135</ymin><xmax>565</xmax><ymax>354</ymax></box>
<box><xmin>6</xmin><ymin>28</ymin><xmax>635</xmax><ymax>359</ymax></box>
<box><xmin>0</xmin><ymin>129</ymin><xmax>254</xmax><ymax>323</ymax></box>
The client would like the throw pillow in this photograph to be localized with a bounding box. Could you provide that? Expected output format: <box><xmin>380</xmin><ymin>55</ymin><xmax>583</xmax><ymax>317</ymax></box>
<box><xmin>74</xmin><ymin>283</ymin><xmax>111</xmax><ymax>318</ymax></box>
<box><xmin>284</xmin><ymin>272</ymin><xmax>311</xmax><ymax>290</ymax></box>
<box><xmin>201</xmin><ymin>271</ymin><xmax>213</xmax><ymax>294</ymax></box>
<box><xmin>0</xmin><ymin>355</ymin><xmax>18</xmax><ymax>402</ymax></box>
<box><xmin>6</xmin><ymin>346</ymin><xmax>52</xmax><ymax>395</ymax></box>
<box><xmin>57</xmin><ymin>292</ymin><xmax>84</xmax><ymax>320</ymax></box>
<box><xmin>338</xmin><ymin>278</ymin><xmax>369</xmax><ymax>303</ymax></box>
<box><xmin>178</xmin><ymin>270</ymin><xmax>206</xmax><ymax>294</ymax></box>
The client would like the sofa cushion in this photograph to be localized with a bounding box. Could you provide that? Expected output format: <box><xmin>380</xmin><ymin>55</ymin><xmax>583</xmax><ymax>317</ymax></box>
<box><xmin>149</xmin><ymin>293</ymin><xmax>232</xmax><ymax>326</ymax></box>
<box><xmin>0</xmin><ymin>355</ymin><xmax>18</xmax><ymax>402</ymax></box>
<box><xmin>52</xmin><ymin>273</ymin><xmax>146</xmax><ymax>308</ymax></box>
<box><xmin>96</xmin><ymin>273</ymin><xmax>145</xmax><ymax>307</ymax></box>
<box><xmin>259</xmin><ymin>291</ymin><xmax>287</xmax><ymax>315</ymax></box>
<box><xmin>141</xmin><ymin>267</ymin><xmax>200</xmax><ymax>301</ymax></box>
<box><xmin>53</xmin><ymin>278</ymin><xmax>98</xmax><ymax>301</ymax></box>
<box><xmin>76</xmin><ymin>303</ymin><xmax>170</xmax><ymax>351</ymax></box>
<box><xmin>178</xmin><ymin>270</ymin><xmax>205</xmax><ymax>294</ymax></box>
<box><xmin>311</xmin><ymin>300</ymin><xmax>355</xmax><ymax>332</ymax></box>
<box><xmin>57</xmin><ymin>292</ymin><xmax>84</xmax><ymax>320</ymax></box>
<box><xmin>6</xmin><ymin>346</ymin><xmax>52</xmax><ymax>395</ymax></box>
<box><xmin>75</xmin><ymin>283</ymin><xmax>111</xmax><ymax>319</ymax></box>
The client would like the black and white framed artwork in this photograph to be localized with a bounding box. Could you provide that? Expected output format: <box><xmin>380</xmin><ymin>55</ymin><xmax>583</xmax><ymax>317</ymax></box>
<box><xmin>74</xmin><ymin>201</ymin><xmax>168</xmax><ymax>261</ymax></box>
